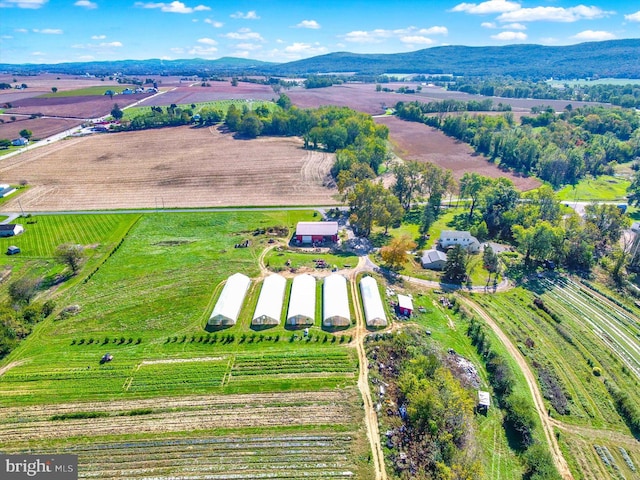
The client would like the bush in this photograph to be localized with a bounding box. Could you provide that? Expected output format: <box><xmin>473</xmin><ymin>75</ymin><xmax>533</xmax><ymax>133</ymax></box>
<box><xmin>592</xmin><ymin>367</ymin><xmax>602</xmax><ymax>376</ymax></box>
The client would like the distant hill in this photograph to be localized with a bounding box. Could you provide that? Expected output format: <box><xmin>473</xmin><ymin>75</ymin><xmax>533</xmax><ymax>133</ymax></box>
<box><xmin>0</xmin><ymin>57</ymin><xmax>275</xmax><ymax>77</ymax></box>
<box><xmin>1</xmin><ymin>39</ymin><xmax>639</xmax><ymax>79</ymax></box>
<box><xmin>269</xmin><ymin>39</ymin><xmax>640</xmax><ymax>78</ymax></box>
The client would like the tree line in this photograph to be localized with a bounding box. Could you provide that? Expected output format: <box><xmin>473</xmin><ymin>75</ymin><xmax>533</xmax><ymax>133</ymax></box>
<box><xmin>396</xmin><ymin>101</ymin><xmax>640</xmax><ymax>187</ymax></box>
<box><xmin>447</xmin><ymin>77</ymin><xmax>640</xmax><ymax>109</ymax></box>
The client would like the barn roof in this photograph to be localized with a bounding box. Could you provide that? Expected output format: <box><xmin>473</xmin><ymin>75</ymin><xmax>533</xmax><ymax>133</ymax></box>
<box><xmin>295</xmin><ymin>221</ymin><xmax>339</xmax><ymax>236</ymax></box>
<box><xmin>360</xmin><ymin>276</ymin><xmax>387</xmax><ymax>327</ymax></box>
<box><xmin>287</xmin><ymin>274</ymin><xmax>316</xmax><ymax>323</ymax></box>
<box><xmin>209</xmin><ymin>273</ymin><xmax>251</xmax><ymax>325</ymax></box>
<box><xmin>253</xmin><ymin>273</ymin><xmax>286</xmax><ymax>324</ymax></box>
<box><xmin>0</xmin><ymin>224</ymin><xmax>20</xmax><ymax>231</ymax></box>
<box><xmin>397</xmin><ymin>294</ymin><xmax>413</xmax><ymax>311</ymax></box>
<box><xmin>323</xmin><ymin>273</ymin><xmax>350</xmax><ymax>326</ymax></box>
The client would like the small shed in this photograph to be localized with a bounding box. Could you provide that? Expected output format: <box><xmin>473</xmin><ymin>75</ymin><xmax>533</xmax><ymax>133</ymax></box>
<box><xmin>11</xmin><ymin>137</ymin><xmax>29</xmax><ymax>147</ymax></box>
<box><xmin>0</xmin><ymin>224</ymin><xmax>24</xmax><ymax>237</ymax></box>
<box><xmin>208</xmin><ymin>273</ymin><xmax>251</xmax><ymax>326</ymax></box>
<box><xmin>6</xmin><ymin>246</ymin><xmax>20</xmax><ymax>255</ymax></box>
<box><xmin>478</xmin><ymin>390</ymin><xmax>491</xmax><ymax>413</ymax></box>
<box><xmin>397</xmin><ymin>294</ymin><xmax>413</xmax><ymax>317</ymax></box>
<box><xmin>360</xmin><ymin>276</ymin><xmax>387</xmax><ymax>327</ymax></box>
<box><xmin>323</xmin><ymin>273</ymin><xmax>350</xmax><ymax>327</ymax></box>
<box><xmin>294</xmin><ymin>221</ymin><xmax>339</xmax><ymax>244</ymax></box>
<box><xmin>421</xmin><ymin>249</ymin><xmax>447</xmax><ymax>270</ymax></box>
<box><xmin>252</xmin><ymin>273</ymin><xmax>286</xmax><ymax>326</ymax></box>
<box><xmin>286</xmin><ymin>274</ymin><xmax>316</xmax><ymax>326</ymax></box>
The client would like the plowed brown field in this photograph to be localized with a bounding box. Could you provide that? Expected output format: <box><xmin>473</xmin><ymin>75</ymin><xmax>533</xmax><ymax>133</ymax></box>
<box><xmin>0</xmin><ymin>126</ymin><xmax>337</xmax><ymax>210</ymax></box>
<box><xmin>376</xmin><ymin>115</ymin><xmax>540</xmax><ymax>191</ymax></box>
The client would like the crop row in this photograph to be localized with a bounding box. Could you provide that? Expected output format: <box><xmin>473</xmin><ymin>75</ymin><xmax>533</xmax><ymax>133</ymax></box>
<box><xmin>11</xmin><ymin>434</ymin><xmax>355</xmax><ymax>479</ymax></box>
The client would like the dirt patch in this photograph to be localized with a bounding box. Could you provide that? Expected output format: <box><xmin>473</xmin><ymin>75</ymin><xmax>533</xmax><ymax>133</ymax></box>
<box><xmin>376</xmin><ymin>116</ymin><xmax>540</xmax><ymax>191</ymax></box>
<box><xmin>0</xmin><ymin>126</ymin><xmax>337</xmax><ymax>210</ymax></box>
<box><xmin>0</xmin><ymin>360</ymin><xmax>26</xmax><ymax>377</ymax></box>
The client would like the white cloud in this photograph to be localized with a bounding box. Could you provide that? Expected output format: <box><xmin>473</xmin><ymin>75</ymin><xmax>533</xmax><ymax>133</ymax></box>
<box><xmin>502</xmin><ymin>22</ymin><xmax>526</xmax><ymax>30</ymax></box>
<box><xmin>72</xmin><ymin>40</ymin><xmax>123</xmax><ymax>49</ymax></box>
<box><xmin>204</xmin><ymin>18</ymin><xmax>224</xmax><ymax>28</ymax></box>
<box><xmin>15</xmin><ymin>28</ymin><xmax>28</xmax><ymax>33</ymax></box>
<box><xmin>400</xmin><ymin>36</ymin><xmax>434</xmax><ymax>45</ymax></box>
<box><xmin>134</xmin><ymin>2</ymin><xmax>210</xmax><ymax>14</ymax></box>
<box><xmin>197</xmin><ymin>37</ymin><xmax>217</xmax><ymax>45</ymax></box>
<box><xmin>1</xmin><ymin>35</ymin><xmax>13</xmax><ymax>39</ymax></box>
<box><xmin>91</xmin><ymin>35</ymin><xmax>106</xmax><ymax>40</ymax></box>
<box><xmin>625</xmin><ymin>10</ymin><xmax>640</xmax><ymax>22</ymax></box>
<box><xmin>498</xmin><ymin>5</ymin><xmax>612</xmax><ymax>23</ymax></box>
<box><xmin>235</xmin><ymin>42</ymin><xmax>262</xmax><ymax>50</ymax></box>
<box><xmin>295</xmin><ymin>20</ymin><xmax>321</xmax><ymax>29</ymax></box>
<box><xmin>571</xmin><ymin>30</ymin><xmax>615</xmax><ymax>41</ymax></box>
<box><xmin>33</xmin><ymin>28</ymin><xmax>63</xmax><ymax>34</ymax></box>
<box><xmin>342</xmin><ymin>25</ymin><xmax>447</xmax><ymax>44</ymax></box>
<box><xmin>451</xmin><ymin>0</ymin><xmax>520</xmax><ymax>14</ymax></box>
<box><xmin>31</xmin><ymin>51</ymin><xmax>45</xmax><ymax>56</ymax></box>
<box><xmin>222</xmin><ymin>28</ymin><xmax>265</xmax><ymax>41</ymax></box>
<box><xmin>481</xmin><ymin>21</ymin><xmax>497</xmax><ymax>28</ymax></box>
<box><xmin>0</xmin><ymin>0</ymin><xmax>48</xmax><ymax>9</ymax></box>
<box><xmin>491</xmin><ymin>31</ymin><xmax>527</xmax><ymax>40</ymax></box>
<box><xmin>188</xmin><ymin>45</ymin><xmax>218</xmax><ymax>56</ymax></box>
<box><xmin>74</xmin><ymin>0</ymin><xmax>97</xmax><ymax>9</ymax></box>
<box><xmin>230</xmin><ymin>10</ymin><xmax>259</xmax><ymax>19</ymax></box>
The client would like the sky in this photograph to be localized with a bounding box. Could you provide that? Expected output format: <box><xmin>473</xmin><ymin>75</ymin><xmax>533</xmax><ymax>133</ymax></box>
<box><xmin>0</xmin><ymin>0</ymin><xmax>639</xmax><ymax>64</ymax></box>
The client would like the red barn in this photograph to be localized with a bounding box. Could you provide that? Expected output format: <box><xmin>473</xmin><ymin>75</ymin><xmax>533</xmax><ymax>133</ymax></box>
<box><xmin>295</xmin><ymin>221</ymin><xmax>339</xmax><ymax>244</ymax></box>
<box><xmin>397</xmin><ymin>294</ymin><xmax>414</xmax><ymax>317</ymax></box>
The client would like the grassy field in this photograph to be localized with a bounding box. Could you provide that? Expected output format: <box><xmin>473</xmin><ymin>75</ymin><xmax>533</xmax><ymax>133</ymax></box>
<box><xmin>471</xmin><ymin>280</ymin><xmax>640</xmax><ymax>480</ymax></box>
<box><xmin>123</xmin><ymin>99</ymin><xmax>276</xmax><ymax>120</ymax></box>
<box><xmin>39</xmin><ymin>85</ymin><xmax>140</xmax><ymax>97</ymax></box>
<box><xmin>0</xmin><ymin>210</ymin><xmax>373</xmax><ymax>478</ymax></box>
<box><xmin>556</xmin><ymin>175</ymin><xmax>630</xmax><ymax>202</ymax></box>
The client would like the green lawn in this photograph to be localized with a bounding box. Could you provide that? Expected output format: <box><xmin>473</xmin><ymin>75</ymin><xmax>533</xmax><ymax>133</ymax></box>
<box><xmin>556</xmin><ymin>175</ymin><xmax>630</xmax><ymax>202</ymax></box>
<box><xmin>123</xmin><ymin>99</ymin><xmax>276</xmax><ymax>120</ymax></box>
<box><xmin>264</xmin><ymin>247</ymin><xmax>358</xmax><ymax>271</ymax></box>
<box><xmin>39</xmin><ymin>85</ymin><xmax>139</xmax><ymax>97</ymax></box>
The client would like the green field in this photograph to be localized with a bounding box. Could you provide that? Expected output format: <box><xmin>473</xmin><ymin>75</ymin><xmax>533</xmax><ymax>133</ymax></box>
<box><xmin>556</xmin><ymin>175</ymin><xmax>630</xmax><ymax>202</ymax></box>
<box><xmin>39</xmin><ymin>85</ymin><xmax>139</xmax><ymax>97</ymax></box>
<box><xmin>123</xmin><ymin>99</ymin><xmax>277</xmax><ymax>120</ymax></box>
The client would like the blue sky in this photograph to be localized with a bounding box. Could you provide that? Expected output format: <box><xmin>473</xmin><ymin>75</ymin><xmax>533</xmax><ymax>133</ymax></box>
<box><xmin>1</xmin><ymin>0</ymin><xmax>639</xmax><ymax>64</ymax></box>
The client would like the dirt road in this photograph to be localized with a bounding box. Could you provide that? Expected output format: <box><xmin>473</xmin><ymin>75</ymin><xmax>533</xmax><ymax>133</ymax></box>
<box><xmin>350</xmin><ymin>257</ymin><xmax>388</xmax><ymax>480</ymax></box>
<box><xmin>459</xmin><ymin>296</ymin><xmax>574</xmax><ymax>480</ymax></box>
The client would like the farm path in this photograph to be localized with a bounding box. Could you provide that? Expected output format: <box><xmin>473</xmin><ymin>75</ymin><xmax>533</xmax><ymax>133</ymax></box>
<box><xmin>402</xmin><ymin>273</ymin><xmax>511</xmax><ymax>293</ymax></box>
<box><xmin>0</xmin><ymin>360</ymin><xmax>25</xmax><ymax>377</ymax></box>
<box><xmin>548</xmin><ymin>418</ymin><xmax>639</xmax><ymax>448</ymax></box>
<box><xmin>458</xmin><ymin>296</ymin><xmax>574</xmax><ymax>480</ymax></box>
<box><xmin>350</xmin><ymin>256</ymin><xmax>388</xmax><ymax>480</ymax></box>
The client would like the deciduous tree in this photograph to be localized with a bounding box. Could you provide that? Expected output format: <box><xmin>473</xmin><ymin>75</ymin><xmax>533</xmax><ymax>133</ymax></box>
<box><xmin>380</xmin><ymin>235</ymin><xmax>416</xmax><ymax>270</ymax></box>
<box><xmin>54</xmin><ymin>243</ymin><xmax>85</xmax><ymax>275</ymax></box>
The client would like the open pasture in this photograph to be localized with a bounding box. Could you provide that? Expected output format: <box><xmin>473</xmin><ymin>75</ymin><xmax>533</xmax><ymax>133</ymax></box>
<box><xmin>0</xmin><ymin>126</ymin><xmax>337</xmax><ymax>210</ymax></box>
<box><xmin>376</xmin><ymin>115</ymin><xmax>540</xmax><ymax>190</ymax></box>
<box><xmin>0</xmin><ymin>73</ymin><xmax>122</xmax><ymax>94</ymax></box>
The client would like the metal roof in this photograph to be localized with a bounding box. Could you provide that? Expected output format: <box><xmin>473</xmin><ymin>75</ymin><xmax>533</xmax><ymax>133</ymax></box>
<box><xmin>478</xmin><ymin>391</ymin><xmax>491</xmax><ymax>407</ymax></box>
<box><xmin>421</xmin><ymin>249</ymin><xmax>447</xmax><ymax>264</ymax></box>
<box><xmin>295</xmin><ymin>221</ymin><xmax>339</xmax><ymax>236</ymax></box>
<box><xmin>397</xmin><ymin>294</ymin><xmax>413</xmax><ymax>311</ymax></box>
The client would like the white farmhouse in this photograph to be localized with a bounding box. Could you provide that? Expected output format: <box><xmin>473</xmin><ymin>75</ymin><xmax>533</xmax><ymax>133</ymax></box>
<box><xmin>438</xmin><ymin>230</ymin><xmax>481</xmax><ymax>253</ymax></box>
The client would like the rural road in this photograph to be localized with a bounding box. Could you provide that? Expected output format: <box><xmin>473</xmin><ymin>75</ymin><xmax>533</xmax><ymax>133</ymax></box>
<box><xmin>458</xmin><ymin>296</ymin><xmax>574</xmax><ymax>480</ymax></box>
<box><xmin>349</xmin><ymin>256</ymin><xmax>388</xmax><ymax>480</ymax></box>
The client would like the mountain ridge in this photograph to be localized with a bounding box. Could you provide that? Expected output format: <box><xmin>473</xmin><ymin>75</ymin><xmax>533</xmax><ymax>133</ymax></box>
<box><xmin>1</xmin><ymin>39</ymin><xmax>639</xmax><ymax>79</ymax></box>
